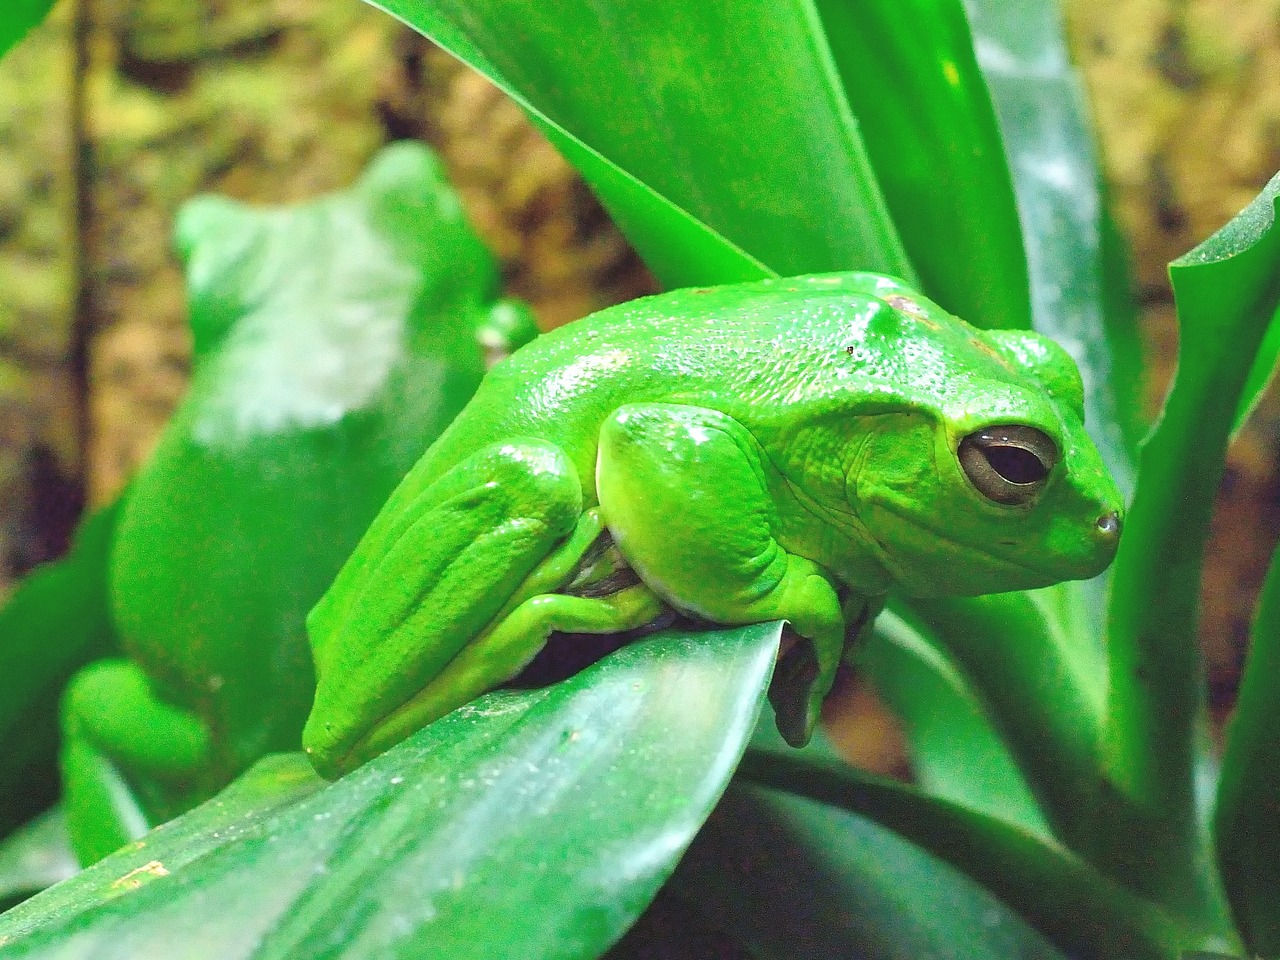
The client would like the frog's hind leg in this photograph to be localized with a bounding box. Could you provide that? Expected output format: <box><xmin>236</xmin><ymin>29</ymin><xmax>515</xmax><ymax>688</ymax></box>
<box><xmin>304</xmin><ymin>439</ymin><xmax>602</xmax><ymax>778</ymax></box>
<box><xmin>353</xmin><ymin>582</ymin><xmax>665</xmax><ymax>765</ymax></box>
<box><xmin>60</xmin><ymin>659</ymin><xmax>212</xmax><ymax>865</ymax></box>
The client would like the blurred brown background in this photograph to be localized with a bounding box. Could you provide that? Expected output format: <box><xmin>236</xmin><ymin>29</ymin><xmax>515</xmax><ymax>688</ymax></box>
<box><xmin>0</xmin><ymin>0</ymin><xmax>1276</xmax><ymax>761</ymax></box>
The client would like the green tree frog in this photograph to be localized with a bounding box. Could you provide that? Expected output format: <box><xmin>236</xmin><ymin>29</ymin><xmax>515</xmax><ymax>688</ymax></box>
<box><xmin>304</xmin><ymin>272</ymin><xmax>1123</xmax><ymax>778</ymax></box>
<box><xmin>59</xmin><ymin>143</ymin><xmax>537</xmax><ymax>864</ymax></box>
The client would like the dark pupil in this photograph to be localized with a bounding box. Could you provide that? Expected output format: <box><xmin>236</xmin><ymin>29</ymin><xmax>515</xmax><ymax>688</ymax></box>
<box><xmin>984</xmin><ymin>445</ymin><xmax>1046</xmax><ymax>485</ymax></box>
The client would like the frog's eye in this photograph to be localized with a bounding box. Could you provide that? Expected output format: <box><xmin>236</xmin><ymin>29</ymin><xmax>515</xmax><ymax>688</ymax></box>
<box><xmin>958</xmin><ymin>425</ymin><xmax>1058</xmax><ymax>505</ymax></box>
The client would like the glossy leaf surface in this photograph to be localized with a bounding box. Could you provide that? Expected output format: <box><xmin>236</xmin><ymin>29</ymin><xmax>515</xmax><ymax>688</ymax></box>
<box><xmin>370</xmin><ymin>0</ymin><xmax>911</xmax><ymax>284</ymax></box>
<box><xmin>0</xmin><ymin>625</ymin><xmax>778</xmax><ymax>959</ymax></box>
<box><xmin>0</xmin><ymin>506</ymin><xmax>120</xmax><ymax>835</ymax></box>
<box><xmin>816</xmin><ymin>0</ymin><xmax>1030</xmax><ymax>329</ymax></box>
<box><xmin>1107</xmin><ymin>175</ymin><xmax>1280</xmax><ymax>927</ymax></box>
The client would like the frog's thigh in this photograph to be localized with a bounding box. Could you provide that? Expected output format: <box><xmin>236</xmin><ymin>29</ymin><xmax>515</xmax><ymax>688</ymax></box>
<box><xmin>305</xmin><ymin>439</ymin><xmax>588</xmax><ymax>776</ymax></box>
<box><xmin>60</xmin><ymin>659</ymin><xmax>212</xmax><ymax>865</ymax></box>
<box><xmin>596</xmin><ymin>402</ymin><xmax>844</xmax><ymax>746</ymax></box>
<box><xmin>350</xmin><ymin>583</ymin><xmax>664</xmax><ymax>766</ymax></box>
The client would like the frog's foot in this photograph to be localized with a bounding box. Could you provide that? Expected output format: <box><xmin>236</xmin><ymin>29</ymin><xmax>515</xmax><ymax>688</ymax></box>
<box><xmin>305</xmin><ymin>439</ymin><xmax>603</xmax><ymax>779</ymax></box>
<box><xmin>61</xmin><ymin>659</ymin><xmax>213</xmax><ymax>866</ymax></box>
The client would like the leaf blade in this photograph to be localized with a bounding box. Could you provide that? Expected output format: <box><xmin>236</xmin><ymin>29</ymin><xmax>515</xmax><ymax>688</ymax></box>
<box><xmin>368</xmin><ymin>0</ymin><xmax>911</xmax><ymax>284</ymax></box>
<box><xmin>1215</xmin><ymin>535</ymin><xmax>1280</xmax><ymax>954</ymax></box>
<box><xmin>737</xmin><ymin>749</ymin><xmax>1221</xmax><ymax>960</ymax></box>
<box><xmin>815</xmin><ymin>0</ymin><xmax>1031</xmax><ymax>329</ymax></box>
<box><xmin>1105</xmin><ymin>175</ymin><xmax>1280</xmax><ymax>926</ymax></box>
<box><xmin>0</xmin><ymin>625</ymin><xmax>779</xmax><ymax>960</ymax></box>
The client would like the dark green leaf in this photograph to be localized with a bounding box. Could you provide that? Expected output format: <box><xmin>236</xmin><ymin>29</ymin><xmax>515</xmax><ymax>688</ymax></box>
<box><xmin>1106</xmin><ymin>174</ymin><xmax>1280</xmax><ymax>926</ymax></box>
<box><xmin>676</xmin><ymin>783</ymin><xmax>1066</xmax><ymax>960</ymax></box>
<box><xmin>369</xmin><ymin>0</ymin><xmax>912</xmax><ymax>284</ymax></box>
<box><xmin>0</xmin><ymin>625</ymin><xmax>778</xmax><ymax>959</ymax></box>
<box><xmin>1216</xmin><ymin>531</ymin><xmax>1280</xmax><ymax>954</ymax></box>
<box><xmin>737</xmin><ymin>749</ymin><xmax>1224</xmax><ymax>960</ymax></box>
<box><xmin>0</xmin><ymin>0</ymin><xmax>57</xmax><ymax>61</ymax></box>
<box><xmin>0</xmin><ymin>505</ymin><xmax>121</xmax><ymax>835</ymax></box>
<box><xmin>816</xmin><ymin>0</ymin><xmax>1031</xmax><ymax>329</ymax></box>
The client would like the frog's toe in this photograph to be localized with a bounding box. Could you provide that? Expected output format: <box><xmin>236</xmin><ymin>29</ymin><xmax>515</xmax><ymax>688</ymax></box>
<box><xmin>768</xmin><ymin>632</ymin><xmax>823</xmax><ymax>747</ymax></box>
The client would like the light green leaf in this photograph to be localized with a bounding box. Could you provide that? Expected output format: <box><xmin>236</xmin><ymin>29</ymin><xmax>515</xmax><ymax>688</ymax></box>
<box><xmin>967</xmin><ymin>0</ymin><xmax>1137</xmax><ymax>491</ymax></box>
<box><xmin>816</xmin><ymin>0</ymin><xmax>1030</xmax><ymax>329</ymax></box>
<box><xmin>1105</xmin><ymin>174</ymin><xmax>1280</xmax><ymax>929</ymax></box>
<box><xmin>0</xmin><ymin>626</ymin><xmax>778</xmax><ymax>959</ymax></box>
<box><xmin>368</xmin><ymin>0</ymin><xmax>910</xmax><ymax>285</ymax></box>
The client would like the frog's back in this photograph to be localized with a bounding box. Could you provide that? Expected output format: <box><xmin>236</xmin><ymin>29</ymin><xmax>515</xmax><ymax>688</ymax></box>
<box><xmin>411</xmin><ymin>272</ymin><xmax>1021</xmax><ymax>494</ymax></box>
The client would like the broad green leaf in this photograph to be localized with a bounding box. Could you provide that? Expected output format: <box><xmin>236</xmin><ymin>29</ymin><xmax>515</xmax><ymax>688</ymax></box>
<box><xmin>0</xmin><ymin>0</ymin><xmax>56</xmax><ymax>61</ymax></box>
<box><xmin>675</xmin><ymin>784</ymin><xmax>1066</xmax><ymax>960</ymax></box>
<box><xmin>1105</xmin><ymin>174</ymin><xmax>1280</xmax><ymax>928</ymax></box>
<box><xmin>737</xmin><ymin>749</ymin><xmax>1233</xmax><ymax>960</ymax></box>
<box><xmin>0</xmin><ymin>626</ymin><xmax>778</xmax><ymax>958</ymax></box>
<box><xmin>1215</xmin><ymin>532</ymin><xmax>1280</xmax><ymax>954</ymax></box>
<box><xmin>107</xmin><ymin>142</ymin><xmax>510</xmax><ymax>791</ymax></box>
<box><xmin>0</xmin><ymin>505</ymin><xmax>120</xmax><ymax>836</ymax></box>
<box><xmin>369</xmin><ymin>0</ymin><xmax>912</xmax><ymax>284</ymax></box>
<box><xmin>859</xmin><ymin>608</ymin><xmax>1049</xmax><ymax>836</ymax></box>
<box><xmin>0</xmin><ymin>811</ymin><xmax>76</xmax><ymax>912</ymax></box>
<box><xmin>815</xmin><ymin>0</ymin><xmax>1030</xmax><ymax>329</ymax></box>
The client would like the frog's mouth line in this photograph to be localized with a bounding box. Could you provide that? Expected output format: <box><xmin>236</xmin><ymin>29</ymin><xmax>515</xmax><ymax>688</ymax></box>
<box><xmin>863</xmin><ymin>501</ymin><xmax>1073</xmax><ymax>586</ymax></box>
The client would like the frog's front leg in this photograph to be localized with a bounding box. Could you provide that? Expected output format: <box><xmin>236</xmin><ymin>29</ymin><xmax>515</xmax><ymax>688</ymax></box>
<box><xmin>60</xmin><ymin>659</ymin><xmax>212</xmax><ymax>865</ymax></box>
<box><xmin>596</xmin><ymin>403</ymin><xmax>845</xmax><ymax>747</ymax></box>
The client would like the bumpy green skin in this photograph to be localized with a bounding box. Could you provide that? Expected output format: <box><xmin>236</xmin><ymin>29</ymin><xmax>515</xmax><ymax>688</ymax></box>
<box><xmin>59</xmin><ymin>144</ymin><xmax>537</xmax><ymax>865</ymax></box>
<box><xmin>304</xmin><ymin>271</ymin><xmax>1124</xmax><ymax>778</ymax></box>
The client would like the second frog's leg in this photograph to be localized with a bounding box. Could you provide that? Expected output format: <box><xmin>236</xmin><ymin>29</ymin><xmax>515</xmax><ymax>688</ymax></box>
<box><xmin>596</xmin><ymin>403</ymin><xmax>846</xmax><ymax>747</ymax></box>
<box><xmin>304</xmin><ymin>439</ymin><xmax>599</xmax><ymax>778</ymax></box>
<box><xmin>61</xmin><ymin>659</ymin><xmax>212</xmax><ymax>865</ymax></box>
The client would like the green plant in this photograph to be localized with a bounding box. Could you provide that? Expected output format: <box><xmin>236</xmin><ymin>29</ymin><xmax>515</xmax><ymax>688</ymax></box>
<box><xmin>2</xmin><ymin>0</ymin><xmax>1280</xmax><ymax>958</ymax></box>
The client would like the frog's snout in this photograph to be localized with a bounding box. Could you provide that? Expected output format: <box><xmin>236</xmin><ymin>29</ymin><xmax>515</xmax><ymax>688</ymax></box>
<box><xmin>1096</xmin><ymin>510</ymin><xmax>1122</xmax><ymax>540</ymax></box>
<box><xmin>1086</xmin><ymin>509</ymin><xmax>1123</xmax><ymax>574</ymax></box>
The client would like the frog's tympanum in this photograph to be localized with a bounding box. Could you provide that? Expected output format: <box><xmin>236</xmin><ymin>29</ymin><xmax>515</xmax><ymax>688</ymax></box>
<box><xmin>304</xmin><ymin>272</ymin><xmax>1123</xmax><ymax>778</ymax></box>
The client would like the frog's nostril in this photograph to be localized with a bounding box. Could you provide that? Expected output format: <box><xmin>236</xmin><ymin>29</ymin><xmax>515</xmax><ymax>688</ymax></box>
<box><xmin>1096</xmin><ymin>511</ymin><xmax>1121</xmax><ymax>537</ymax></box>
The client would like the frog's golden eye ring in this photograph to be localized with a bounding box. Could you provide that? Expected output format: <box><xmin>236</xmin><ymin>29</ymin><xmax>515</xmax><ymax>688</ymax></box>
<box><xmin>958</xmin><ymin>425</ymin><xmax>1058</xmax><ymax>505</ymax></box>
